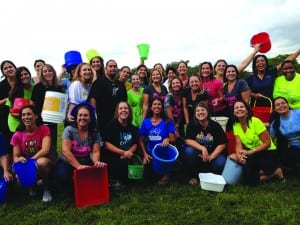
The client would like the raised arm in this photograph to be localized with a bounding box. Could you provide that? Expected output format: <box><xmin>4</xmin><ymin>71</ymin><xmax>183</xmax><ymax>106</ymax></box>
<box><xmin>276</xmin><ymin>48</ymin><xmax>300</xmax><ymax>71</ymax></box>
<box><xmin>237</xmin><ymin>44</ymin><xmax>260</xmax><ymax>73</ymax></box>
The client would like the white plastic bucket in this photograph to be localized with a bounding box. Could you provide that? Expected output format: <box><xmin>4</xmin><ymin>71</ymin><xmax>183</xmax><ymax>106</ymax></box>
<box><xmin>212</xmin><ymin>116</ymin><xmax>229</xmax><ymax>132</ymax></box>
<box><xmin>41</xmin><ymin>91</ymin><xmax>68</xmax><ymax>123</ymax></box>
<box><xmin>222</xmin><ymin>157</ymin><xmax>243</xmax><ymax>185</ymax></box>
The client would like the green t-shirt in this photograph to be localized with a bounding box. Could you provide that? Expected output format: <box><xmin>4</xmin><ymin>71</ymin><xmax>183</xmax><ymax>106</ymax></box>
<box><xmin>127</xmin><ymin>87</ymin><xmax>143</xmax><ymax>127</ymax></box>
<box><xmin>6</xmin><ymin>87</ymin><xmax>33</xmax><ymax>132</ymax></box>
<box><xmin>233</xmin><ymin>116</ymin><xmax>276</xmax><ymax>151</ymax></box>
<box><xmin>273</xmin><ymin>72</ymin><xmax>300</xmax><ymax>109</ymax></box>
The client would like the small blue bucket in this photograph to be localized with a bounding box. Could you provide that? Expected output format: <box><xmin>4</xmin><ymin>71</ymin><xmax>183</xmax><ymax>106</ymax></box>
<box><xmin>222</xmin><ymin>157</ymin><xmax>243</xmax><ymax>185</ymax></box>
<box><xmin>152</xmin><ymin>144</ymin><xmax>179</xmax><ymax>174</ymax></box>
<box><xmin>0</xmin><ymin>179</ymin><xmax>7</xmax><ymax>204</ymax></box>
<box><xmin>13</xmin><ymin>159</ymin><xmax>37</xmax><ymax>188</ymax></box>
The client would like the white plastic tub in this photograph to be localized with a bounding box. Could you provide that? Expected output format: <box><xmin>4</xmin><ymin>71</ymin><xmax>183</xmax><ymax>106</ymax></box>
<box><xmin>198</xmin><ymin>173</ymin><xmax>226</xmax><ymax>192</ymax></box>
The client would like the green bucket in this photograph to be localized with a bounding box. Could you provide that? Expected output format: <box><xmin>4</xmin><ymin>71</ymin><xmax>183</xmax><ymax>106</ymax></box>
<box><xmin>128</xmin><ymin>154</ymin><xmax>144</xmax><ymax>180</ymax></box>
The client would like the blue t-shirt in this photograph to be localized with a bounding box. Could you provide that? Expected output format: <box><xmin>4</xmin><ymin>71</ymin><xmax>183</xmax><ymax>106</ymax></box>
<box><xmin>270</xmin><ymin>109</ymin><xmax>300</xmax><ymax>148</ymax></box>
<box><xmin>246</xmin><ymin>67</ymin><xmax>277</xmax><ymax>106</ymax></box>
<box><xmin>140</xmin><ymin>118</ymin><xmax>176</xmax><ymax>153</ymax></box>
<box><xmin>224</xmin><ymin>79</ymin><xmax>249</xmax><ymax>107</ymax></box>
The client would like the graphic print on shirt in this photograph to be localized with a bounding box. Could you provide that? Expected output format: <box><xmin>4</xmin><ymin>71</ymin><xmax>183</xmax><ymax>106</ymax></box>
<box><xmin>119</xmin><ymin>132</ymin><xmax>133</xmax><ymax>150</ymax></box>
<box><xmin>71</xmin><ymin>140</ymin><xmax>91</xmax><ymax>157</ymax></box>
<box><xmin>195</xmin><ymin>131</ymin><xmax>213</xmax><ymax>151</ymax></box>
<box><xmin>148</xmin><ymin>127</ymin><xmax>162</xmax><ymax>141</ymax></box>
<box><xmin>24</xmin><ymin>139</ymin><xmax>38</xmax><ymax>155</ymax></box>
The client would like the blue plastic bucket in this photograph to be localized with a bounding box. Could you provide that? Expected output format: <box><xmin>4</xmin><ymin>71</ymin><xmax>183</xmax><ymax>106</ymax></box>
<box><xmin>222</xmin><ymin>157</ymin><xmax>243</xmax><ymax>185</ymax></box>
<box><xmin>0</xmin><ymin>179</ymin><xmax>7</xmax><ymax>204</ymax></box>
<box><xmin>13</xmin><ymin>159</ymin><xmax>37</xmax><ymax>187</ymax></box>
<box><xmin>64</xmin><ymin>50</ymin><xmax>83</xmax><ymax>73</ymax></box>
<box><xmin>152</xmin><ymin>144</ymin><xmax>179</xmax><ymax>174</ymax></box>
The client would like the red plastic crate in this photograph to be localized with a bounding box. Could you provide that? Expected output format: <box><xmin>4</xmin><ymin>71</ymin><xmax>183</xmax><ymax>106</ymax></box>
<box><xmin>226</xmin><ymin>132</ymin><xmax>236</xmax><ymax>155</ymax></box>
<box><xmin>73</xmin><ymin>165</ymin><xmax>110</xmax><ymax>208</ymax></box>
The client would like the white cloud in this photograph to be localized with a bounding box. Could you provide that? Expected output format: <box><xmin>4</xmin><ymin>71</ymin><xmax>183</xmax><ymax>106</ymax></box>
<box><xmin>0</xmin><ymin>0</ymin><xmax>299</xmax><ymax>77</ymax></box>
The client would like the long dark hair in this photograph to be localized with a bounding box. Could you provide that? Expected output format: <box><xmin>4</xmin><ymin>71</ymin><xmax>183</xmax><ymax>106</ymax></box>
<box><xmin>146</xmin><ymin>97</ymin><xmax>168</xmax><ymax>121</ymax></box>
<box><xmin>72</xmin><ymin>105</ymin><xmax>97</xmax><ymax>132</ymax></box>
<box><xmin>9</xmin><ymin>66</ymin><xmax>32</xmax><ymax>104</ymax></box>
<box><xmin>114</xmin><ymin>101</ymin><xmax>133</xmax><ymax>124</ymax></box>
<box><xmin>16</xmin><ymin>105</ymin><xmax>42</xmax><ymax>131</ymax></box>
<box><xmin>252</xmin><ymin>54</ymin><xmax>269</xmax><ymax>75</ymax></box>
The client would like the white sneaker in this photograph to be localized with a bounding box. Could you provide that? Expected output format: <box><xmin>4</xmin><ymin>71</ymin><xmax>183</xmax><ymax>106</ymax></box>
<box><xmin>42</xmin><ymin>190</ymin><xmax>52</xmax><ymax>202</ymax></box>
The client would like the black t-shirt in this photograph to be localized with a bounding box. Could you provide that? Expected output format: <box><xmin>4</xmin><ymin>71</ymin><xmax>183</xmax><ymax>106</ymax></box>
<box><xmin>88</xmin><ymin>76</ymin><xmax>127</xmax><ymax>132</ymax></box>
<box><xmin>0</xmin><ymin>78</ymin><xmax>11</xmax><ymax>132</ymax></box>
<box><xmin>185</xmin><ymin>119</ymin><xmax>227</xmax><ymax>154</ymax></box>
<box><xmin>102</xmin><ymin>118</ymin><xmax>139</xmax><ymax>150</ymax></box>
<box><xmin>182</xmin><ymin>88</ymin><xmax>209</xmax><ymax>121</ymax></box>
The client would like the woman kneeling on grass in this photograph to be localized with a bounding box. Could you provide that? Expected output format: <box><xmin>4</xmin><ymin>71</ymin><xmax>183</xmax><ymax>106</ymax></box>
<box><xmin>54</xmin><ymin>102</ymin><xmax>106</xmax><ymax>194</ymax></box>
<box><xmin>140</xmin><ymin>97</ymin><xmax>176</xmax><ymax>185</ymax></box>
<box><xmin>102</xmin><ymin>101</ymin><xmax>139</xmax><ymax>189</ymax></box>
<box><xmin>11</xmin><ymin>105</ymin><xmax>53</xmax><ymax>202</ymax></box>
<box><xmin>269</xmin><ymin>97</ymin><xmax>300</xmax><ymax>172</ymax></box>
<box><xmin>183</xmin><ymin>102</ymin><xmax>227</xmax><ymax>185</ymax></box>
<box><xmin>232</xmin><ymin>100</ymin><xmax>284</xmax><ymax>185</ymax></box>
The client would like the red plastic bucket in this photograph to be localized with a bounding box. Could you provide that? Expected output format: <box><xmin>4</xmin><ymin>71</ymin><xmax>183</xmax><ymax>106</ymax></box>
<box><xmin>226</xmin><ymin>132</ymin><xmax>236</xmax><ymax>155</ymax></box>
<box><xmin>250</xmin><ymin>32</ymin><xmax>271</xmax><ymax>53</ymax></box>
<box><xmin>252</xmin><ymin>96</ymin><xmax>272</xmax><ymax>123</ymax></box>
<box><xmin>12</xmin><ymin>98</ymin><xmax>30</xmax><ymax>114</ymax></box>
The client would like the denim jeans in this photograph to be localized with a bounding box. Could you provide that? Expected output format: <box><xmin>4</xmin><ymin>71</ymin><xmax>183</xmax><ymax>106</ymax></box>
<box><xmin>182</xmin><ymin>146</ymin><xmax>226</xmax><ymax>178</ymax></box>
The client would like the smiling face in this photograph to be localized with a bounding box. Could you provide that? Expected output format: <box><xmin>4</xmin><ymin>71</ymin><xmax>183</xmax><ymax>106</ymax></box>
<box><xmin>189</xmin><ymin>76</ymin><xmax>201</xmax><ymax>92</ymax></box>
<box><xmin>281</xmin><ymin>62</ymin><xmax>295</xmax><ymax>81</ymax></box>
<box><xmin>117</xmin><ymin>102</ymin><xmax>130</xmax><ymax>120</ymax></box>
<box><xmin>225</xmin><ymin>66</ymin><xmax>238</xmax><ymax>82</ymax></box>
<box><xmin>2</xmin><ymin>62</ymin><xmax>16</xmax><ymax>78</ymax></box>
<box><xmin>20</xmin><ymin>69</ymin><xmax>31</xmax><ymax>85</ymax></box>
<box><xmin>255</xmin><ymin>56</ymin><xmax>267</xmax><ymax>72</ymax></box>
<box><xmin>91</xmin><ymin>57</ymin><xmax>103</xmax><ymax>71</ymax></box>
<box><xmin>233</xmin><ymin>101</ymin><xmax>248</xmax><ymax>119</ymax></box>
<box><xmin>195</xmin><ymin>105</ymin><xmax>209</xmax><ymax>122</ymax></box>
<box><xmin>170</xmin><ymin>78</ymin><xmax>182</xmax><ymax>92</ymax></box>
<box><xmin>21</xmin><ymin>107</ymin><xmax>38</xmax><ymax>128</ymax></box>
<box><xmin>79</xmin><ymin>64</ymin><xmax>93</xmax><ymax>83</ymax></box>
<box><xmin>274</xmin><ymin>98</ymin><xmax>289</xmax><ymax>115</ymax></box>
<box><xmin>215</xmin><ymin>60</ymin><xmax>227</xmax><ymax>75</ymax></box>
<box><xmin>76</xmin><ymin>107</ymin><xmax>91</xmax><ymax>128</ymax></box>
<box><xmin>151</xmin><ymin>99</ymin><xmax>163</xmax><ymax>115</ymax></box>
<box><xmin>41</xmin><ymin>65</ymin><xmax>54</xmax><ymax>84</ymax></box>
<box><xmin>131</xmin><ymin>74</ymin><xmax>141</xmax><ymax>88</ymax></box>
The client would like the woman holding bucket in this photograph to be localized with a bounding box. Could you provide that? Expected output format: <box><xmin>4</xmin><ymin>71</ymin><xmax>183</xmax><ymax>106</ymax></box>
<box><xmin>10</xmin><ymin>105</ymin><xmax>54</xmax><ymax>202</ymax></box>
<box><xmin>6</xmin><ymin>66</ymin><xmax>34</xmax><ymax>133</ymax></box>
<box><xmin>102</xmin><ymin>101</ymin><xmax>139</xmax><ymax>188</ymax></box>
<box><xmin>140</xmin><ymin>97</ymin><xmax>176</xmax><ymax>185</ymax></box>
<box><xmin>246</xmin><ymin>49</ymin><xmax>300</xmax><ymax>107</ymax></box>
<box><xmin>54</xmin><ymin>102</ymin><xmax>106</xmax><ymax>194</ymax></box>
<box><xmin>31</xmin><ymin>64</ymin><xmax>64</xmax><ymax>160</ymax></box>
<box><xmin>232</xmin><ymin>100</ymin><xmax>284</xmax><ymax>185</ymax></box>
<box><xmin>183</xmin><ymin>102</ymin><xmax>227</xmax><ymax>185</ymax></box>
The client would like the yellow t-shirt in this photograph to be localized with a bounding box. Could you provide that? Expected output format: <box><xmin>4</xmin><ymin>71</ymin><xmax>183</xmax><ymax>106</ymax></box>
<box><xmin>233</xmin><ymin>116</ymin><xmax>276</xmax><ymax>151</ymax></box>
<box><xmin>273</xmin><ymin>72</ymin><xmax>300</xmax><ymax>109</ymax></box>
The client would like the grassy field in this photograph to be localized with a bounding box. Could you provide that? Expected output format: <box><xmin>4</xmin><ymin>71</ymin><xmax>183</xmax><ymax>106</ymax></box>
<box><xmin>0</xmin><ymin>177</ymin><xmax>299</xmax><ymax>225</ymax></box>
<box><xmin>1</xmin><ymin>125</ymin><xmax>299</xmax><ymax>225</ymax></box>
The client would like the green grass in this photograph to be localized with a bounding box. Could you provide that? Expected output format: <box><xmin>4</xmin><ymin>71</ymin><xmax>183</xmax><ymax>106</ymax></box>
<box><xmin>1</xmin><ymin>124</ymin><xmax>299</xmax><ymax>225</ymax></box>
<box><xmin>0</xmin><ymin>179</ymin><xmax>299</xmax><ymax>225</ymax></box>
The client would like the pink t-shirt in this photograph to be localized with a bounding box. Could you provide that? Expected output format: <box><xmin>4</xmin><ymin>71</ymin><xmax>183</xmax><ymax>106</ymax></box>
<box><xmin>10</xmin><ymin>125</ymin><xmax>51</xmax><ymax>158</ymax></box>
<box><xmin>201</xmin><ymin>78</ymin><xmax>226</xmax><ymax>112</ymax></box>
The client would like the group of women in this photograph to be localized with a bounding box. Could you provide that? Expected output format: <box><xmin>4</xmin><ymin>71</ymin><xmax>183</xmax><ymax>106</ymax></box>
<box><xmin>0</xmin><ymin>46</ymin><xmax>300</xmax><ymax>203</ymax></box>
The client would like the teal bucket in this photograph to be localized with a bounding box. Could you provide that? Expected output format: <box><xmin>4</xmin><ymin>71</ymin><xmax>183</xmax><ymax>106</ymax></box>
<box><xmin>222</xmin><ymin>157</ymin><xmax>243</xmax><ymax>185</ymax></box>
<box><xmin>13</xmin><ymin>159</ymin><xmax>37</xmax><ymax>188</ymax></box>
<box><xmin>152</xmin><ymin>144</ymin><xmax>179</xmax><ymax>174</ymax></box>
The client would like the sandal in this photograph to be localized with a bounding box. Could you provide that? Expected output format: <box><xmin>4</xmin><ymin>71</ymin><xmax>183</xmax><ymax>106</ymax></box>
<box><xmin>157</xmin><ymin>175</ymin><xmax>169</xmax><ymax>186</ymax></box>
<box><xmin>188</xmin><ymin>178</ymin><xmax>198</xmax><ymax>185</ymax></box>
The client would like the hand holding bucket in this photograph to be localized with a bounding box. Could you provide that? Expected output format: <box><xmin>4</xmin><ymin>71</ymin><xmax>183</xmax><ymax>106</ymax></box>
<box><xmin>250</xmin><ymin>32</ymin><xmax>271</xmax><ymax>53</ymax></box>
<box><xmin>137</xmin><ymin>43</ymin><xmax>150</xmax><ymax>60</ymax></box>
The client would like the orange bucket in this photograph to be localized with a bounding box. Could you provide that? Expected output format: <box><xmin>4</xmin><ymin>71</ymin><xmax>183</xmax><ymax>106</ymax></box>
<box><xmin>250</xmin><ymin>32</ymin><xmax>271</xmax><ymax>53</ymax></box>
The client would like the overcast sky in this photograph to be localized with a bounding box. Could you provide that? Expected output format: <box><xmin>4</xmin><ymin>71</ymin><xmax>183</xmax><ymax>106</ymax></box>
<box><xmin>1</xmin><ymin>0</ymin><xmax>299</xmax><ymax>76</ymax></box>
